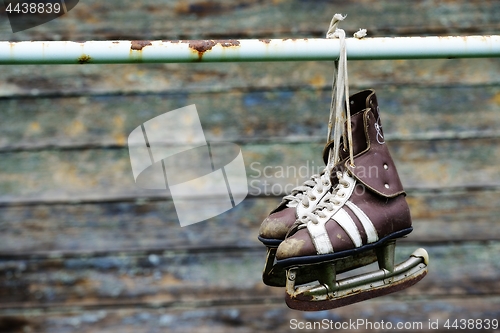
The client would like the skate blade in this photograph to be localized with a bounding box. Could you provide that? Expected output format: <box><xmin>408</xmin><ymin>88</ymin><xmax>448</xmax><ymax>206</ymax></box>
<box><xmin>285</xmin><ymin>248</ymin><xmax>429</xmax><ymax>311</ymax></box>
<box><xmin>262</xmin><ymin>247</ymin><xmax>378</xmax><ymax>287</ymax></box>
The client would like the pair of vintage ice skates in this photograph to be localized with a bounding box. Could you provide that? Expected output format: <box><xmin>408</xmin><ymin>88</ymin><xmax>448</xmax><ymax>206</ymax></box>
<box><xmin>258</xmin><ymin>90</ymin><xmax>428</xmax><ymax>311</ymax></box>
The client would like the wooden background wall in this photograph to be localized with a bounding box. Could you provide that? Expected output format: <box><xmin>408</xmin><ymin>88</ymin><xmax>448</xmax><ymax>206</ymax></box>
<box><xmin>1</xmin><ymin>1</ymin><xmax>500</xmax><ymax>332</ymax></box>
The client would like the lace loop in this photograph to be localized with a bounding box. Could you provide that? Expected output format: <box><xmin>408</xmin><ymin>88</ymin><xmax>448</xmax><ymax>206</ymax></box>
<box><xmin>326</xmin><ymin>14</ymin><xmax>355</xmax><ymax>169</ymax></box>
<box><xmin>294</xmin><ymin>171</ymin><xmax>354</xmax><ymax>227</ymax></box>
<box><xmin>283</xmin><ymin>170</ymin><xmax>331</xmax><ymax>209</ymax></box>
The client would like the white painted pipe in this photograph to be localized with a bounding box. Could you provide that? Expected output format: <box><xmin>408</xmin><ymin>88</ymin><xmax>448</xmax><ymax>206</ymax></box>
<box><xmin>0</xmin><ymin>36</ymin><xmax>499</xmax><ymax>64</ymax></box>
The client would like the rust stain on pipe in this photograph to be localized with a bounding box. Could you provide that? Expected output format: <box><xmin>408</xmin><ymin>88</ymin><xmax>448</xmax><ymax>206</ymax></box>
<box><xmin>188</xmin><ymin>39</ymin><xmax>241</xmax><ymax>60</ymax></box>
<box><xmin>77</xmin><ymin>54</ymin><xmax>91</xmax><ymax>64</ymax></box>
<box><xmin>131</xmin><ymin>40</ymin><xmax>152</xmax><ymax>51</ymax></box>
<box><xmin>218</xmin><ymin>40</ymin><xmax>240</xmax><ymax>47</ymax></box>
<box><xmin>188</xmin><ymin>40</ymin><xmax>217</xmax><ymax>54</ymax></box>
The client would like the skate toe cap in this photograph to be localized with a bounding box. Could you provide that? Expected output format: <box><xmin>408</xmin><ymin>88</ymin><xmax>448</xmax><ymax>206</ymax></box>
<box><xmin>276</xmin><ymin>230</ymin><xmax>317</xmax><ymax>260</ymax></box>
<box><xmin>258</xmin><ymin>207</ymin><xmax>297</xmax><ymax>240</ymax></box>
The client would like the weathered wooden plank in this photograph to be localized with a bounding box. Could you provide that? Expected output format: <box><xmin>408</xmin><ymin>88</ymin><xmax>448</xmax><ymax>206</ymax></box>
<box><xmin>1</xmin><ymin>0</ymin><xmax>500</xmax><ymax>41</ymax></box>
<box><xmin>1</xmin><ymin>58</ymin><xmax>500</xmax><ymax>98</ymax></box>
<box><xmin>0</xmin><ymin>298</ymin><xmax>499</xmax><ymax>333</ymax></box>
<box><xmin>0</xmin><ymin>243</ymin><xmax>498</xmax><ymax>308</ymax></box>
<box><xmin>1</xmin><ymin>139</ymin><xmax>500</xmax><ymax>203</ymax></box>
<box><xmin>0</xmin><ymin>85</ymin><xmax>499</xmax><ymax>151</ymax></box>
<box><xmin>1</xmin><ymin>296</ymin><xmax>500</xmax><ymax>333</ymax></box>
<box><xmin>0</xmin><ymin>188</ymin><xmax>499</xmax><ymax>255</ymax></box>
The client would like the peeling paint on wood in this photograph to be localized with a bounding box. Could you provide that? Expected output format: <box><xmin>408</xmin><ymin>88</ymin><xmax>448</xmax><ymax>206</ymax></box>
<box><xmin>1</xmin><ymin>0</ymin><xmax>500</xmax><ymax>40</ymax></box>
<box><xmin>0</xmin><ymin>85</ymin><xmax>499</xmax><ymax>151</ymax></box>
<box><xmin>0</xmin><ymin>244</ymin><xmax>499</xmax><ymax>307</ymax></box>
<box><xmin>1</xmin><ymin>139</ymin><xmax>500</xmax><ymax>204</ymax></box>
<box><xmin>0</xmin><ymin>189</ymin><xmax>499</xmax><ymax>255</ymax></box>
<box><xmin>1</xmin><ymin>298</ymin><xmax>499</xmax><ymax>333</ymax></box>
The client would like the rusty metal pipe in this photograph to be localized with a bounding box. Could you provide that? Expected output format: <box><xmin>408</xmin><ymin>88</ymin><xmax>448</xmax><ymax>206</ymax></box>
<box><xmin>0</xmin><ymin>36</ymin><xmax>499</xmax><ymax>65</ymax></box>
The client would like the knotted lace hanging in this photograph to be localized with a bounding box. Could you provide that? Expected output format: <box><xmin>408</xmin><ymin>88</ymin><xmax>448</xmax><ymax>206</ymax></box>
<box><xmin>325</xmin><ymin>14</ymin><xmax>365</xmax><ymax>169</ymax></box>
<box><xmin>282</xmin><ymin>15</ymin><xmax>366</xmax><ymax>211</ymax></box>
<box><xmin>285</xmin><ymin>15</ymin><xmax>367</xmax><ymax>235</ymax></box>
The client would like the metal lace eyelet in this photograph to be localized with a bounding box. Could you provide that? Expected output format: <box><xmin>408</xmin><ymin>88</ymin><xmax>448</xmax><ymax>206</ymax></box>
<box><xmin>384</xmin><ymin>183</ymin><xmax>390</xmax><ymax>189</ymax></box>
<box><xmin>309</xmin><ymin>196</ymin><xmax>317</xmax><ymax>201</ymax></box>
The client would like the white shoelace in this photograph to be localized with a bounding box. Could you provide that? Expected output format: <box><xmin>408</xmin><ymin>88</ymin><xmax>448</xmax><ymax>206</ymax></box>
<box><xmin>284</xmin><ymin>14</ymin><xmax>363</xmax><ymax>210</ymax></box>
<box><xmin>300</xmin><ymin>171</ymin><xmax>351</xmax><ymax>225</ymax></box>
<box><xmin>290</xmin><ymin>15</ymin><xmax>367</xmax><ymax>229</ymax></box>
<box><xmin>284</xmin><ymin>171</ymin><xmax>332</xmax><ymax>208</ymax></box>
<box><xmin>326</xmin><ymin>14</ymin><xmax>354</xmax><ymax>168</ymax></box>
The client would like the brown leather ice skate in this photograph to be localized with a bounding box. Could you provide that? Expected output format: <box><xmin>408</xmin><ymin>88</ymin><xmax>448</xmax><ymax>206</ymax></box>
<box><xmin>259</xmin><ymin>90</ymin><xmax>391</xmax><ymax>287</ymax></box>
<box><xmin>275</xmin><ymin>90</ymin><xmax>428</xmax><ymax>311</ymax></box>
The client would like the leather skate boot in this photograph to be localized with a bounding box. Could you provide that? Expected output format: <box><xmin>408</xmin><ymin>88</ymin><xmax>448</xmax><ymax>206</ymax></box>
<box><xmin>258</xmin><ymin>169</ymin><xmax>332</xmax><ymax>247</ymax></box>
<box><xmin>259</xmin><ymin>89</ymin><xmax>382</xmax><ymax>287</ymax></box>
<box><xmin>275</xmin><ymin>90</ymin><xmax>428</xmax><ymax>310</ymax></box>
<box><xmin>257</xmin><ymin>154</ymin><xmax>334</xmax><ymax>287</ymax></box>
